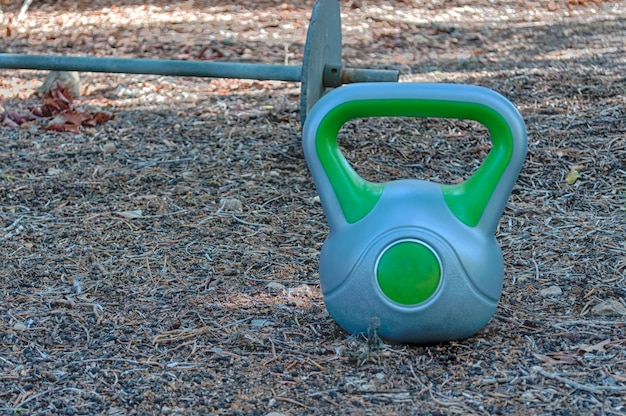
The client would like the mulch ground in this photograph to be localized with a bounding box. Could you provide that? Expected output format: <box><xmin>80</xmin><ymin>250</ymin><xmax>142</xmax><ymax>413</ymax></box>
<box><xmin>0</xmin><ymin>1</ymin><xmax>625</xmax><ymax>415</ymax></box>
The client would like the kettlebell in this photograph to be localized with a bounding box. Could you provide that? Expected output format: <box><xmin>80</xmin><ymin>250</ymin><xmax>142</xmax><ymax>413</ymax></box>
<box><xmin>302</xmin><ymin>83</ymin><xmax>527</xmax><ymax>344</ymax></box>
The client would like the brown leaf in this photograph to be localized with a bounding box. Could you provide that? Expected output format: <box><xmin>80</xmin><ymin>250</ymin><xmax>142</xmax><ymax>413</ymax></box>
<box><xmin>26</xmin><ymin>84</ymin><xmax>115</xmax><ymax>132</ymax></box>
<box><xmin>533</xmin><ymin>352</ymin><xmax>579</xmax><ymax>365</ymax></box>
<box><xmin>63</xmin><ymin>111</ymin><xmax>90</xmax><ymax>126</ymax></box>
<box><xmin>2</xmin><ymin>114</ymin><xmax>20</xmax><ymax>128</ymax></box>
<box><xmin>28</xmin><ymin>106</ymin><xmax>45</xmax><ymax>117</ymax></box>
<box><xmin>46</xmin><ymin>113</ymin><xmax>84</xmax><ymax>134</ymax></box>
<box><xmin>87</xmin><ymin>112</ymin><xmax>115</xmax><ymax>126</ymax></box>
<box><xmin>35</xmin><ymin>97</ymin><xmax>68</xmax><ymax>117</ymax></box>
<box><xmin>199</xmin><ymin>46</ymin><xmax>225</xmax><ymax>60</ymax></box>
<box><xmin>5</xmin><ymin>110</ymin><xmax>35</xmax><ymax>125</ymax></box>
<box><xmin>45</xmin><ymin>123</ymin><xmax>67</xmax><ymax>132</ymax></box>
<box><xmin>49</xmin><ymin>80</ymin><xmax>74</xmax><ymax>105</ymax></box>
<box><xmin>30</xmin><ymin>81</ymin><xmax>75</xmax><ymax>117</ymax></box>
<box><xmin>47</xmin><ymin>123</ymin><xmax>80</xmax><ymax>134</ymax></box>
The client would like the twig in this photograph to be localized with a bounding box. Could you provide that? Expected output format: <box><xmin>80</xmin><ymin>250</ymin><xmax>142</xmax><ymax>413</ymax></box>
<box><xmin>1</xmin><ymin>217</ymin><xmax>23</xmax><ymax>232</ymax></box>
<box><xmin>17</xmin><ymin>0</ymin><xmax>34</xmax><ymax>22</ymax></box>
<box><xmin>308</xmin><ymin>389</ymin><xmax>341</xmax><ymax>398</ymax></box>
<box><xmin>229</xmin><ymin>214</ymin><xmax>266</xmax><ymax>227</ymax></box>
<box><xmin>547</xmin><ymin>319</ymin><xmax>626</xmax><ymax>328</ymax></box>
<box><xmin>0</xmin><ymin>356</ymin><xmax>15</xmax><ymax>367</ymax></box>
<box><xmin>475</xmin><ymin>375</ymin><xmax>533</xmax><ymax>386</ymax></box>
<box><xmin>308</xmin><ymin>358</ymin><xmax>327</xmax><ymax>371</ymax></box>
<box><xmin>74</xmin><ymin>357</ymin><xmax>162</xmax><ymax>367</ymax></box>
<box><xmin>14</xmin><ymin>386</ymin><xmax>80</xmax><ymax>409</ymax></box>
<box><xmin>274</xmin><ymin>396</ymin><xmax>309</xmax><ymax>409</ymax></box>
<box><xmin>533</xmin><ymin>366</ymin><xmax>626</xmax><ymax>394</ymax></box>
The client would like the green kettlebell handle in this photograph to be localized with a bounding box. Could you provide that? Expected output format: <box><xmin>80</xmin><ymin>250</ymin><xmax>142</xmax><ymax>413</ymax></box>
<box><xmin>304</xmin><ymin>83</ymin><xmax>527</xmax><ymax>232</ymax></box>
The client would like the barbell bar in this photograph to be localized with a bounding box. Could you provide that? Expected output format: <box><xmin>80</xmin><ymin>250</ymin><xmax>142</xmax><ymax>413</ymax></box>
<box><xmin>0</xmin><ymin>0</ymin><xmax>399</xmax><ymax>124</ymax></box>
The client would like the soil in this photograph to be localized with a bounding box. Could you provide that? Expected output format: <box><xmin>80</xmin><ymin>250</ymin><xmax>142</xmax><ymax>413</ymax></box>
<box><xmin>0</xmin><ymin>1</ymin><xmax>625</xmax><ymax>415</ymax></box>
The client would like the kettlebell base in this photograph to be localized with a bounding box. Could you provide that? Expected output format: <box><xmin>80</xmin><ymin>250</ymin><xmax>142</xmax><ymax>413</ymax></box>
<box><xmin>323</xmin><ymin>272</ymin><xmax>499</xmax><ymax>344</ymax></box>
<box><xmin>324</xmin><ymin>292</ymin><xmax>498</xmax><ymax>345</ymax></box>
<box><xmin>319</xmin><ymin>223</ymin><xmax>503</xmax><ymax>345</ymax></box>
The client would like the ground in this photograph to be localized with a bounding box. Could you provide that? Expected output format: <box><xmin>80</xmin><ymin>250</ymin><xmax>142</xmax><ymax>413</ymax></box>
<box><xmin>0</xmin><ymin>1</ymin><xmax>625</xmax><ymax>415</ymax></box>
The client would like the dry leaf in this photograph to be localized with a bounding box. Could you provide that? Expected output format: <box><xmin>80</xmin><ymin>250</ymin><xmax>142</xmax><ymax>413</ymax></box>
<box><xmin>533</xmin><ymin>352</ymin><xmax>579</xmax><ymax>365</ymax></box>
<box><xmin>565</xmin><ymin>168</ymin><xmax>581</xmax><ymax>184</ymax></box>
<box><xmin>2</xmin><ymin>110</ymin><xmax>35</xmax><ymax>127</ymax></box>
<box><xmin>266</xmin><ymin>282</ymin><xmax>286</xmax><ymax>292</ymax></box>
<box><xmin>2</xmin><ymin>114</ymin><xmax>20</xmax><ymax>128</ymax></box>
<box><xmin>591</xmin><ymin>299</ymin><xmax>626</xmax><ymax>316</ymax></box>
<box><xmin>46</xmin><ymin>111</ymin><xmax>90</xmax><ymax>133</ymax></box>
<box><xmin>116</xmin><ymin>210</ymin><xmax>144</xmax><ymax>219</ymax></box>
<box><xmin>577</xmin><ymin>339</ymin><xmax>611</xmax><ymax>353</ymax></box>
<box><xmin>30</xmin><ymin>82</ymin><xmax>73</xmax><ymax>117</ymax></box>
<box><xmin>83</xmin><ymin>112</ymin><xmax>115</xmax><ymax>127</ymax></box>
<box><xmin>219</xmin><ymin>198</ymin><xmax>243</xmax><ymax>212</ymax></box>
<box><xmin>22</xmin><ymin>81</ymin><xmax>116</xmax><ymax>133</ymax></box>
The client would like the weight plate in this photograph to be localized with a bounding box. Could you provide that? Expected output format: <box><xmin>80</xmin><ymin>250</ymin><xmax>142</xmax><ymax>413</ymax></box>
<box><xmin>300</xmin><ymin>0</ymin><xmax>342</xmax><ymax>125</ymax></box>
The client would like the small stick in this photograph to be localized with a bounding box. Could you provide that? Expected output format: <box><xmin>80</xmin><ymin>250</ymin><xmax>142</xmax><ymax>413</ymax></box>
<box><xmin>274</xmin><ymin>396</ymin><xmax>309</xmax><ymax>409</ymax></box>
<box><xmin>17</xmin><ymin>0</ymin><xmax>34</xmax><ymax>22</ymax></box>
<box><xmin>534</xmin><ymin>366</ymin><xmax>626</xmax><ymax>394</ymax></box>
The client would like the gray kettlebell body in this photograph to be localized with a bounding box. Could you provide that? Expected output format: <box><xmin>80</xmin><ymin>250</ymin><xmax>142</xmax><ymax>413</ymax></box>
<box><xmin>303</xmin><ymin>83</ymin><xmax>527</xmax><ymax>344</ymax></box>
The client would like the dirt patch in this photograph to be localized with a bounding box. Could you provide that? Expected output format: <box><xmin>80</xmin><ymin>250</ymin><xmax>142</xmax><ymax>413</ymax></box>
<box><xmin>1</xmin><ymin>1</ymin><xmax>624</xmax><ymax>415</ymax></box>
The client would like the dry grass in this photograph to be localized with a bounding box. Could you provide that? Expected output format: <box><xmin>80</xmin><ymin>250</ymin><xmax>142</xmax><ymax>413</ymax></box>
<box><xmin>0</xmin><ymin>1</ymin><xmax>624</xmax><ymax>415</ymax></box>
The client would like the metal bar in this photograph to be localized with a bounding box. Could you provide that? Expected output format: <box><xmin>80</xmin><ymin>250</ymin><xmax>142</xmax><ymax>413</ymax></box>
<box><xmin>323</xmin><ymin>64</ymin><xmax>399</xmax><ymax>87</ymax></box>
<box><xmin>0</xmin><ymin>54</ymin><xmax>400</xmax><ymax>87</ymax></box>
<box><xmin>341</xmin><ymin>67</ymin><xmax>399</xmax><ymax>84</ymax></box>
<box><xmin>0</xmin><ymin>53</ymin><xmax>303</xmax><ymax>82</ymax></box>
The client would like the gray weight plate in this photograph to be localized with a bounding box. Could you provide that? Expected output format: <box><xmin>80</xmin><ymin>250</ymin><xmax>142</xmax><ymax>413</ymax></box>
<box><xmin>300</xmin><ymin>0</ymin><xmax>342</xmax><ymax>125</ymax></box>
